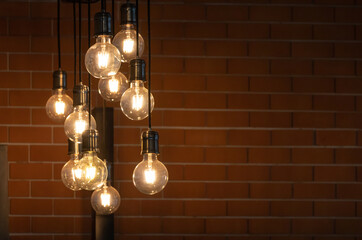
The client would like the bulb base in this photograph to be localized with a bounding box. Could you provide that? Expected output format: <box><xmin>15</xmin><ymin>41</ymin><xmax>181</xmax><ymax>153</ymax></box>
<box><xmin>53</xmin><ymin>69</ymin><xmax>67</xmax><ymax>90</ymax></box>
<box><xmin>141</xmin><ymin>130</ymin><xmax>159</xmax><ymax>155</ymax></box>
<box><xmin>121</xmin><ymin>3</ymin><xmax>136</xmax><ymax>26</ymax></box>
<box><xmin>82</xmin><ymin>129</ymin><xmax>100</xmax><ymax>153</ymax></box>
<box><xmin>73</xmin><ymin>84</ymin><xmax>89</xmax><ymax>107</ymax></box>
<box><xmin>129</xmin><ymin>58</ymin><xmax>146</xmax><ymax>82</ymax></box>
<box><xmin>94</xmin><ymin>11</ymin><xmax>113</xmax><ymax>37</ymax></box>
<box><xmin>68</xmin><ymin>139</ymin><xmax>81</xmax><ymax>155</ymax></box>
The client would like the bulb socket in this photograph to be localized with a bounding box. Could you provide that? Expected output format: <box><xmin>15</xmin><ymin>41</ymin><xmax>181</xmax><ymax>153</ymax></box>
<box><xmin>67</xmin><ymin>139</ymin><xmax>82</xmax><ymax>155</ymax></box>
<box><xmin>120</xmin><ymin>3</ymin><xmax>136</xmax><ymax>26</ymax></box>
<box><xmin>94</xmin><ymin>11</ymin><xmax>113</xmax><ymax>37</ymax></box>
<box><xmin>129</xmin><ymin>58</ymin><xmax>146</xmax><ymax>82</ymax></box>
<box><xmin>52</xmin><ymin>69</ymin><xmax>67</xmax><ymax>90</ymax></box>
<box><xmin>73</xmin><ymin>84</ymin><xmax>89</xmax><ymax>107</ymax></box>
<box><xmin>141</xmin><ymin>130</ymin><xmax>159</xmax><ymax>155</ymax></box>
<box><xmin>82</xmin><ymin>129</ymin><xmax>100</xmax><ymax>153</ymax></box>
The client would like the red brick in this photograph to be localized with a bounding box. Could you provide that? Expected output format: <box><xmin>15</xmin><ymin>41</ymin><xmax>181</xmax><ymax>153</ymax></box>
<box><xmin>293</xmin><ymin>148</ymin><xmax>333</xmax><ymax>164</ymax></box>
<box><xmin>271</xmin><ymin>60</ymin><xmax>313</xmax><ymax>75</ymax></box>
<box><xmin>336</xmin><ymin>148</ymin><xmax>362</xmax><ymax>164</ymax></box>
<box><xmin>272</xmin><ymin>94</ymin><xmax>312</xmax><ymax>110</ymax></box>
<box><xmin>9</xmin><ymin>54</ymin><xmax>52</xmax><ymax>71</ymax></box>
<box><xmin>250</xmin><ymin>6</ymin><xmax>291</xmax><ymax>21</ymax></box>
<box><xmin>336</xmin><ymin>113</ymin><xmax>362</xmax><ymax>128</ymax></box>
<box><xmin>315</xmin><ymin>60</ymin><xmax>355</xmax><ymax>76</ymax></box>
<box><xmin>163</xmin><ymin>75</ymin><xmax>206</xmax><ymax>91</ymax></box>
<box><xmin>185</xmin><ymin>130</ymin><xmax>227</xmax><ymax>145</ymax></box>
<box><xmin>336</xmin><ymin>219</ymin><xmax>362</xmax><ymax>234</ymax></box>
<box><xmin>206</xmin><ymin>40</ymin><xmax>247</xmax><ymax>57</ymax></box>
<box><xmin>336</xmin><ymin>78</ymin><xmax>362</xmax><ymax>93</ymax></box>
<box><xmin>293</xmin><ymin>77</ymin><xmax>334</xmax><ymax>93</ymax></box>
<box><xmin>206</xmin><ymin>183</ymin><xmax>248</xmax><ymax>198</ymax></box>
<box><xmin>164</xmin><ymin>182</ymin><xmax>205</xmax><ymax>198</ymax></box>
<box><xmin>206</xmin><ymin>219</ymin><xmax>247</xmax><ymax>234</ymax></box>
<box><xmin>228</xmin><ymin>23</ymin><xmax>269</xmax><ymax>39</ymax></box>
<box><xmin>9</xmin><ymin>163</ymin><xmax>52</xmax><ymax>179</ymax></box>
<box><xmin>9</xmin><ymin>127</ymin><xmax>51</xmax><ymax>143</ymax></box>
<box><xmin>314</xmin><ymin>95</ymin><xmax>355</xmax><ymax>111</ymax></box>
<box><xmin>207</xmin><ymin>5</ymin><xmax>248</xmax><ymax>21</ymax></box>
<box><xmin>207</xmin><ymin>76</ymin><xmax>248</xmax><ymax>92</ymax></box>
<box><xmin>336</xmin><ymin>7</ymin><xmax>362</xmax><ymax>23</ymax></box>
<box><xmin>153</xmin><ymin>92</ymin><xmax>183</xmax><ymax>108</ymax></box>
<box><xmin>292</xmin><ymin>219</ymin><xmax>334</xmax><ymax>234</ymax></box>
<box><xmin>229</xmin><ymin>130</ymin><xmax>270</xmax><ymax>146</ymax></box>
<box><xmin>9</xmin><ymin>19</ymin><xmax>51</xmax><ymax>36</ymax></box>
<box><xmin>31</xmin><ymin>181</ymin><xmax>73</xmax><ymax>197</ymax></box>
<box><xmin>228</xmin><ymin>94</ymin><xmax>269</xmax><ymax>109</ymax></box>
<box><xmin>185</xmin><ymin>165</ymin><xmax>226</xmax><ymax>180</ymax></box>
<box><xmin>9</xmin><ymin>90</ymin><xmax>49</xmax><ymax>106</ymax></box>
<box><xmin>292</xmin><ymin>42</ymin><xmax>333</xmax><ymax>58</ymax></box>
<box><xmin>0</xmin><ymin>36</ymin><xmax>29</xmax><ymax>52</ymax></box>
<box><xmin>0</xmin><ymin>108</ymin><xmax>29</xmax><ymax>124</ymax></box>
<box><xmin>337</xmin><ymin>184</ymin><xmax>362</xmax><ymax>199</ymax></box>
<box><xmin>293</xmin><ymin>6</ymin><xmax>334</xmax><ymax>22</ymax></box>
<box><xmin>141</xmin><ymin>200</ymin><xmax>183</xmax><ymax>216</ymax></box>
<box><xmin>205</xmin><ymin>147</ymin><xmax>247</xmax><ymax>163</ymax></box>
<box><xmin>163</xmin><ymin>40</ymin><xmax>204</xmax><ymax>56</ymax></box>
<box><xmin>228</xmin><ymin>201</ymin><xmax>269</xmax><ymax>216</ymax></box>
<box><xmin>32</xmin><ymin>217</ymin><xmax>74</xmax><ymax>233</ymax></box>
<box><xmin>315</xmin><ymin>201</ymin><xmax>355</xmax><ymax>216</ymax></box>
<box><xmin>185</xmin><ymin>201</ymin><xmax>226</xmax><ymax>216</ymax></box>
<box><xmin>0</xmin><ymin>2</ymin><xmax>29</xmax><ymax>17</ymax></box>
<box><xmin>52</xmin><ymin>127</ymin><xmax>68</xmax><ymax>144</ymax></box>
<box><xmin>315</xmin><ymin>166</ymin><xmax>356</xmax><ymax>182</ymax></box>
<box><xmin>272</xmin><ymin>130</ymin><xmax>314</xmax><ymax>146</ymax></box>
<box><xmin>118</xmin><ymin>200</ymin><xmax>141</xmax><ymax>216</ymax></box>
<box><xmin>229</xmin><ymin>59</ymin><xmax>269</xmax><ymax>74</ymax></box>
<box><xmin>163</xmin><ymin>5</ymin><xmax>205</xmax><ymax>20</ymax></box>
<box><xmin>164</xmin><ymin>110</ymin><xmax>205</xmax><ymax>127</ymax></box>
<box><xmin>249</xmin><ymin>219</ymin><xmax>291</xmax><ymax>234</ymax></box>
<box><xmin>249</xmin><ymin>148</ymin><xmax>291</xmax><ymax>163</ymax></box>
<box><xmin>8</xmin><ymin>180</ymin><xmax>29</xmax><ymax>197</ymax></box>
<box><xmin>153</xmin><ymin>57</ymin><xmax>184</xmax><ymax>73</ymax></box>
<box><xmin>163</xmin><ymin>146</ymin><xmax>204</xmax><ymax>163</ymax></box>
<box><xmin>271</xmin><ymin>166</ymin><xmax>313</xmax><ymax>181</ymax></box>
<box><xmin>250</xmin><ymin>112</ymin><xmax>291</xmax><ymax>128</ymax></box>
<box><xmin>250</xmin><ymin>77</ymin><xmax>291</xmax><ymax>92</ymax></box>
<box><xmin>54</xmin><ymin>199</ymin><xmax>91</xmax><ymax>215</ymax></box>
<box><xmin>0</xmin><ymin>72</ymin><xmax>30</xmax><ymax>88</ymax></box>
<box><xmin>145</xmin><ymin>22</ymin><xmax>184</xmax><ymax>38</ymax></box>
<box><xmin>30</xmin><ymin>145</ymin><xmax>67</xmax><ymax>162</ymax></box>
<box><xmin>9</xmin><ymin>216</ymin><xmax>30</xmax><ymax>233</ymax></box>
<box><xmin>294</xmin><ymin>183</ymin><xmax>335</xmax><ymax>199</ymax></box>
<box><xmin>158</xmin><ymin>129</ymin><xmax>185</xmax><ymax>145</ymax></box>
<box><xmin>271</xmin><ymin>24</ymin><xmax>312</xmax><ymax>39</ymax></box>
<box><xmin>314</xmin><ymin>25</ymin><xmax>355</xmax><ymax>40</ymax></box>
<box><xmin>10</xmin><ymin>199</ymin><xmax>52</xmax><ymax>215</ymax></box>
<box><xmin>186</xmin><ymin>58</ymin><xmax>226</xmax><ymax>74</ymax></box>
<box><xmin>271</xmin><ymin>201</ymin><xmax>313</xmax><ymax>216</ymax></box>
<box><xmin>8</xmin><ymin>145</ymin><xmax>28</xmax><ymax>162</ymax></box>
<box><xmin>185</xmin><ymin>22</ymin><xmax>226</xmax><ymax>38</ymax></box>
<box><xmin>114</xmin><ymin>128</ymin><xmax>140</xmax><ymax>144</ymax></box>
<box><xmin>249</xmin><ymin>42</ymin><xmax>290</xmax><ymax>57</ymax></box>
<box><xmin>228</xmin><ymin>165</ymin><xmax>269</xmax><ymax>181</ymax></box>
<box><xmin>250</xmin><ymin>183</ymin><xmax>292</xmax><ymax>198</ymax></box>
<box><xmin>293</xmin><ymin>112</ymin><xmax>335</xmax><ymax>128</ymax></box>
<box><xmin>163</xmin><ymin>218</ymin><xmax>204</xmax><ymax>234</ymax></box>
<box><xmin>0</xmin><ymin>54</ymin><xmax>7</xmax><ymax>70</ymax></box>
<box><xmin>184</xmin><ymin>93</ymin><xmax>226</xmax><ymax>108</ymax></box>
<box><xmin>316</xmin><ymin>130</ymin><xmax>356</xmax><ymax>146</ymax></box>
<box><xmin>207</xmin><ymin>111</ymin><xmax>249</xmax><ymax>127</ymax></box>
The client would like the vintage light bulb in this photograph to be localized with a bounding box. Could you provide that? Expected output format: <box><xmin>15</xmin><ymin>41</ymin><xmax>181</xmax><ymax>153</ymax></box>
<box><xmin>91</xmin><ymin>183</ymin><xmax>121</xmax><ymax>215</ymax></box>
<box><xmin>112</xmin><ymin>3</ymin><xmax>144</xmax><ymax>62</ymax></box>
<box><xmin>98</xmin><ymin>72</ymin><xmax>128</xmax><ymax>102</ymax></box>
<box><xmin>61</xmin><ymin>140</ymin><xmax>82</xmax><ymax>191</ymax></box>
<box><xmin>120</xmin><ymin>59</ymin><xmax>154</xmax><ymax>120</ymax></box>
<box><xmin>46</xmin><ymin>70</ymin><xmax>73</xmax><ymax>122</ymax></box>
<box><xmin>78</xmin><ymin>130</ymin><xmax>108</xmax><ymax>191</ymax></box>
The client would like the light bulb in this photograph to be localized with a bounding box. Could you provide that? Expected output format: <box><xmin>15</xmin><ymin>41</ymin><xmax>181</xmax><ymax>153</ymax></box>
<box><xmin>120</xmin><ymin>80</ymin><xmax>154</xmax><ymax>120</ymax></box>
<box><xmin>113</xmin><ymin>24</ymin><xmax>144</xmax><ymax>62</ymax></box>
<box><xmin>91</xmin><ymin>184</ymin><xmax>121</xmax><ymax>215</ymax></box>
<box><xmin>133</xmin><ymin>153</ymin><xmax>168</xmax><ymax>195</ymax></box>
<box><xmin>78</xmin><ymin>151</ymin><xmax>108</xmax><ymax>191</ymax></box>
<box><xmin>64</xmin><ymin>105</ymin><xmax>96</xmax><ymax>142</ymax></box>
<box><xmin>98</xmin><ymin>72</ymin><xmax>128</xmax><ymax>102</ymax></box>
<box><xmin>61</xmin><ymin>153</ymin><xmax>82</xmax><ymax>191</ymax></box>
<box><xmin>85</xmin><ymin>35</ymin><xmax>121</xmax><ymax>79</ymax></box>
<box><xmin>46</xmin><ymin>89</ymin><xmax>73</xmax><ymax>122</ymax></box>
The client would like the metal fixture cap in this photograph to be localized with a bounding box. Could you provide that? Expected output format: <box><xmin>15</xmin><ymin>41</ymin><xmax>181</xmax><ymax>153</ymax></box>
<box><xmin>82</xmin><ymin>129</ymin><xmax>100</xmax><ymax>153</ymax></box>
<box><xmin>141</xmin><ymin>130</ymin><xmax>159</xmax><ymax>155</ymax></box>
<box><xmin>67</xmin><ymin>139</ymin><xmax>82</xmax><ymax>155</ymax></box>
<box><xmin>94</xmin><ymin>11</ymin><xmax>113</xmax><ymax>37</ymax></box>
<box><xmin>53</xmin><ymin>69</ymin><xmax>67</xmax><ymax>90</ymax></box>
<box><xmin>121</xmin><ymin>3</ymin><xmax>136</xmax><ymax>25</ymax></box>
<box><xmin>73</xmin><ymin>84</ymin><xmax>89</xmax><ymax>107</ymax></box>
<box><xmin>129</xmin><ymin>58</ymin><xmax>146</xmax><ymax>82</ymax></box>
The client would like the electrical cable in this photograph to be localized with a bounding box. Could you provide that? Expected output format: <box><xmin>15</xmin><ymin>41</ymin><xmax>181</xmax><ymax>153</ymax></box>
<box><xmin>73</xmin><ymin>1</ymin><xmax>77</xmax><ymax>86</ymax></box>
<box><xmin>57</xmin><ymin>0</ymin><xmax>61</xmax><ymax>69</ymax></box>
<box><xmin>136</xmin><ymin>0</ymin><xmax>139</xmax><ymax>58</ymax></box>
<box><xmin>88</xmin><ymin>0</ymin><xmax>91</xmax><ymax>126</ymax></box>
<box><xmin>111</xmin><ymin>0</ymin><xmax>114</xmax><ymax>35</ymax></box>
<box><xmin>147</xmin><ymin>0</ymin><xmax>151</xmax><ymax>130</ymax></box>
<box><xmin>79</xmin><ymin>0</ymin><xmax>82</xmax><ymax>84</ymax></box>
<box><xmin>101</xmin><ymin>0</ymin><xmax>106</xmax><ymax>12</ymax></box>
<box><xmin>88</xmin><ymin>0</ymin><xmax>91</xmax><ymax>85</ymax></box>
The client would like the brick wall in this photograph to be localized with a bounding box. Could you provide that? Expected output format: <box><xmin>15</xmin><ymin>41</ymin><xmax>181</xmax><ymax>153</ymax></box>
<box><xmin>3</xmin><ymin>0</ymin><xmax>362</xmax><ymax>239</ymax></box>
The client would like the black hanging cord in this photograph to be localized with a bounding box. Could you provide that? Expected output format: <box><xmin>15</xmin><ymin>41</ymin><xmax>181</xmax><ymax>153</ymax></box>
<box><xmin>78</xmin><ymin>0</ymin><xmax>82</xmax><ymax>84</ymax></box>
<box><xmin>136</xmin><ymin>0</ymin><xmax>139</xmax><ymax>57</ymax></box>
<box><xmin>111</xmin><ymin>0</ymin><xmax>115</xmax><ymax>34</ymax></box>
<box><xmin>57</xmin><ymin>0</ymin><xmax>61</xmax><ymax>69</ymax></box>
<box><xmin>147</xmin><ymin>0</ymin><xmax>151</xmax><ymax>129</ymax></box>
<box><xmin>73</xmin><ymin>1</ymin><xmax>77</xmax><ymax>86</ymax></box>
<box><xmin>101</xmin><ymin>0</ymin><xmax>106</xmax><ymax>12</ymax></box>
<box><xmin>88</xmin><ymin>0</ymin><xmax>91</xmax><ymax>125</ymax></box>
<box><xmin>88</xmin><ymin>0</ymin><xmax>91</xmax><ymax>85</ymax></box>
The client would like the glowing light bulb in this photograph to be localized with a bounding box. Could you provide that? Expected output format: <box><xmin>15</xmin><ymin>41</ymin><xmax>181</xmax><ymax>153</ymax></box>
<box><xmin>120</xmin><ymin>80</ymin><xmax>154</xmax><ymax>120</ymax></box>
<box><xmin>133</xmin><ymin>153</ymin><xmax>168</xmax><ymax>195</ymax></box>
<box><xmin>61</xmin><ymin>150</ymin><xmax>82</xmax><ymax>191</ymax></box>
<box><xmin>98</xmin><ymin>72</ymin><xmax>128</xmax><ymax>102</ymax></box>
<box><xmin>91</xmin><ymin>184</ymin><xmax>121</xmax><ymax>215</ymax></box>
<box><xmin>64</xmin><ymin>105</ymin><xmax>96</xmax><ymax>142</ymax></box>
<box><xmin>78</xmin><ymin>151</ymin><xmax>107</xmax><ymax>191</ymax></box>
<box><xmin>113</xmin><ymin>24</ymin><xmax>144</xmax><ymax>62</ymax></box>
<box><xmin>85</xmin><ymin>35</ymin><xmax>121</xmax><ymax>79</ymax></box>
<box><xmin>46</xmin><ymin>89</ymin><xmax>73</xmax><ymax>122</ymax></box>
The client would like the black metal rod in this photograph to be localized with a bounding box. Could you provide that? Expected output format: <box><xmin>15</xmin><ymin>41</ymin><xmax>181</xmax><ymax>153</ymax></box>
<box><xmin>73</xmin><ymin>1</ymin><xmax>77</xmax><ymax>86</ymax></box>
<box><xmin>57</xmin><ymin>0</ymin><xmax>61</xmax><ymax>69</ymax></box>
<box><xmin>147</xmin><ymin>0</ymin><xmax>151</xmax><ymax>129</ymax></box>
<box><xmin>136</xmin><ymin>0</ymin><xmax>139</xmax><ymax>57</ymax></box>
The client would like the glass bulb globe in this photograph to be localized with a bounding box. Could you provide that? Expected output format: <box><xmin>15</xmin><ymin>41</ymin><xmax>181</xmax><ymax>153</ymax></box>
<box><xmin>64</xmin><ymin>105</ymin><xmax>96</xmax><ymax>143</ymax></box>
<box><xmin>91</xmin><ymin>184</ymin><xmax>121</xmax><ymax>215</ymax></box>
<box><xmin>46</xmin><ymin>89</ymin><xmax>73</xmax><ymax>122</ymax></box>
<box><xmin>120</xmin><ymin>80</ymin><xmax>154</xmax><ymax>120</ymax></box>
<box><xmin>113</xmin><ymin>24</ymin><xmax>144</xmax><ymax>62</ymax></box>
<box><xmin>98</xmin><ymin>72</ymin><xmax>128</xmax><ymax>102</ymax></box>
<box><xmin>61</xmin><ymin>153</ymin><xmax>82</xmax><ymax>191</ymax></box>
<box><xmin>133</xmin><ymin>153</ymin><xmax>168</xmax><ymax>195</ymax></box>
<box><xmin>77</xmin><ymin>151</ymin><xmax>108</xmax><ymax>191</ymax></box>
<box><xmin>85</xmin><ymin>35</ymin><xmax>121</xmax><ymax>79</ymax></box>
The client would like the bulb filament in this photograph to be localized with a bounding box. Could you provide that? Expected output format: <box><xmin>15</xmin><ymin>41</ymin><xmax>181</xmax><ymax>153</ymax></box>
<box><xmin>72</xmin><ymin>167</ymin><xmax>82</xmax><ymax>181</ymax></box>
<box><xmin>75</xmin><ymin>120</ymin><xmax>86</xmax><ymax>134</ymax></box>
<box><xmin>132</xmin><ymin>94</ymin><xmax>144</xmax><ymax>111</ymax></box>
<box><xmin>55</xmin><ymin>100</ymin><xmax>65</xmax><ymax>115</ymax></box>
<box><xmin>98</xmin><ymin>49</ymin><xmax>109</xmax><ymax>69</ymax></box>
<box><xmin>86</xmin><ymin>166</ymin><xmax>96</xmax><ymax>180</ymax></box>
<box><xmin>123</xmin><ymin>39</ymin><xmax>135</xmax><ymax>53</ymax></box>
<box><xmin>108</xmin><ymin>78</ymin><xmax>119</xmax><ymax>93</ymax></box>
<box><xmin>100</xmin><ymin>192</ymin><xmax>111</xmax><ymax>207</ymax></box>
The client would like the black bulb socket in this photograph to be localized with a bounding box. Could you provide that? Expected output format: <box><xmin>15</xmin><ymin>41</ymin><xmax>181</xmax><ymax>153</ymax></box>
<box><xmin>67</xmin><ymin>139</ymin><xmax>82</xmax><ymax>155</ymax></box>
<box><xmin>73</xmin><ymin>84</ymin><xmax>89</xmax><ymax>107</ymax></box>
<box><xmin>82</xmin><ymin>129</ymin><xmax>100</xmax><ymax>153</ymax></box>
<box><xmin>52</xmin><ymin>69</ymin><xmax>67</xmax><ymax>90</ymax></box>
<box><xmin>129</xmin><ymin>58</ymin><xmax>146</xmax><ymax>82</ymax></box>
<box><xmin>94</xmin><ymin>11</ymin><xmax>113</xmax><ymax>37</ymax></box>
<box><xmin>141</xmin><ymin>130</ymin><xmax>159</xmax><ymax>155</ymax></box>
<box><xmin>121</xmin><ymin>3</ymin><xmax>136</xmax><ymax>26</ymax></box>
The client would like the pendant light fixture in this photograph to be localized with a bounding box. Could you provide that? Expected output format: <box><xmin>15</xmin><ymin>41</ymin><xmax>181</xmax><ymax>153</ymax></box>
<box><xmin>45</xmin><ymin>0</ymin><xmax>73</xmax><ymax>122</ymax></box>
<box><xmin>132</xmin><ymin>0</ymin><xmax>168</xmax><ymax>195</ymax></box>
<box><xmin>61</xmin><ymin>140</ymin><xmax>83</xmax><ymax>191</ymax></box>
<box><xmin>112</xmin><ymin>1</ymin><xmax>144</xmax><ymax>62</ymax></box>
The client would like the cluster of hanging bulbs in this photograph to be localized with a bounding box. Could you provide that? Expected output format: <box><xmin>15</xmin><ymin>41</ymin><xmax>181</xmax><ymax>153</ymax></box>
<box><xmin>45</xmin><ymin>0</ymin><xmax>168</xmax><ymax>216</ymax></box>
